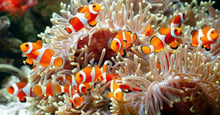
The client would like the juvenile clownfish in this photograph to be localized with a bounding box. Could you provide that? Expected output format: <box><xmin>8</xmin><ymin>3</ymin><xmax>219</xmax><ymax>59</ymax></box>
<box><xmin>107</xmin><ymin>78</ymin><xmax>123</xmax><ymax>101</ymax></box>
<box><xmin>68</xmin><ymin>92</ymin><xmax>85</xmax><ymax>108</ymax></box>
<box><xmin>169</xmin><ymin>12</ymin><xmax>186</xmax><ymax>27</ymax></box>
<box><xmin>144</xmin><ymin>24</ymin><xmax>155</xmax><ymax>37</ymax></box>
<box><xmin>20</xmin><ymin>40</ymin><xmax>64</xmax><ymax>68</ymax></box>
<box><xmin>64</xmin><ymin>4</ymin><xmax>101</xmax><ymax>34</ymax></box>
<box><xmin>191</xmin><ymin>26</ymin><xmax>219</xmax><ymax>51</ymax></box>
<box><xmin>110</xmin><ymin>30</ymin><xmax>137</xmax><ymax>57</ymax></box>
<box><xmin>7</xmin><ymin>79</ymin><xmax>28</xmax><ymax>102</ymax></box>
<box><xmin>74</xmin><ymin>65</ymin><xmax>103</xmax><ymax>85</ymax></box>
<box><xmin>139</xmin><ymin>27</ymin><xmax>182</xmax><ymax>54</ymax></box>
<box><xmin>8</xmin><ymin>81</ymin><xmax>35</xmax><ymax>102</ymax></box>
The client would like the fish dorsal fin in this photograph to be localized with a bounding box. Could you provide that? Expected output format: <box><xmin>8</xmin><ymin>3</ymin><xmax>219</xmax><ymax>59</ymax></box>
<box><xmin>77</xmin><ymin>6</ymin><xmax>87</xmax><ymax>13</ymax></box>
<box><xmin>168</xmin><ymin>19</ymin><xmax>173</xmax><ymax>25</ymax></box>
<box><xmin>201</xmin><ymin>25</ymin><xmax>211</xmax><ymax>33</ymax></box>
<box><xmin>158</xmin><ymin>27</ymin><xmax>169</xmax><ymax>35</ymax></box>
<box><xmin>36</xmin><ymin>40</ymin><xmax>42</xmax><ymax>47</ymax></box>
<box><xmin>201</xmin><ymin>25</ymin><xmax>210</xmax><ymax>29</ymax></box>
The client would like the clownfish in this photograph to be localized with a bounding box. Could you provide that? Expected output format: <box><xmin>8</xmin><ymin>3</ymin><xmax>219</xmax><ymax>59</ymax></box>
<box><xmin>68</xmin><ymin>92</ymin><xmax>85</xmax><ymax>108</ymax></box>
<box><xmin>33</xmin><ymin>81</ymin><xmax>67</xmax><ymax>98</ymax></box>
<box><xmin>115</xmin><ymin>77</ymin><xmax>141</xmax><ymax>91</ymax></box>
<box><xmin>16</xmin><ymin>82</ymin><xmax>35</xmax><ymax>102</ymax></box>
<box><xmin>97</xmin><ymin>73</ymin><xmax>119</xmax><ymax>84</ymax></box>
<box><xmin>139</xmin><ymin>27</ymin><xmax>182</xmax><ymax>54</ymax></box>
<box><xmin>191</xmin><ymin>26</ymin><xmax>219</xmax><ymax>51</ymax></box>
<box><xmin>74</xmin><ymin>65</ymin><xmax>103</xmax><ymax>85</ymax></box>
<box><xmin>20</xmin><ymin>40</ymin><xmax>64</xmax><ymax>68</ymax></box>
<box><xmin>7</xmin><ymin>79</ymin><xmax>28</xmax><ymax>96</ymax></box>
<box><xmin>8</xmin><ymin>81</ymin><xmax>35</xmax><ymax>102</ymax></box>
<box><xmin>144</xmin><ymin>24</ymin><xmax>155</xmax><ymax>37</ymax></box>
<box><xmin>7</xmin><ymin>79</ymin><xmax>28</xmax><ymax>102</ymax></box>
<box><xmin>64</xmin><ymin>4</ymin><xmax>101</xmax><ymax>34</ymax></box>
<box><xmin>169</xmin><ymin>12</ymin><xmax>186</xmax><ymax>27</ymax></box>
<box><xmin>56</xmin><ymin>74</ymin><xmax>90</xmax><ymax>94</ymax></box>
<box><xmin>75</xmin><ymin>83</ymin><xmax>90</xmax><ymax>94</ymax></box>
<box><xmin>56</xmin><ymin>73</ymin><xmax>78</xmax><ymax>87</ymax></box>
<box><xmin>110</xmin><ymin>30</ymin><xmax>137</xmax><ymax>57</ymax></box>
<box><xmin>107</xmin><ymin>78</ymin><xmax>123</xmax><ymax>101</ymax></box>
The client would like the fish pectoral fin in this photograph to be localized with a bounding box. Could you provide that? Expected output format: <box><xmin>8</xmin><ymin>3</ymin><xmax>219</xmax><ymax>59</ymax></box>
<box><xmin>158</xmin><ymin>27</ymin><xmax>169</xmax><ymax>35</ymax></box>
<box><xmin>169</xmin><ymin>41</ymin><xmax>178</xmax><ymax>49</ymax></box>
<box><xmin>88</xmin><ymin>19</ymin><xmax>97</xmax><ymax>27</ymax></box>
<box><xmin>25</xmin><ymin>58</ymin><xmax>33</xmax><ymax>65</ymax></box>
<box><xmin>119</xmin><ymin>50</ymin><xmax>126</xmax><ymax>57</ymax></box>
<box><xmin>203</xmin><ymin>44</ymin><xmax>211</xmax><ymax>51</ymax></box>
<box><xmin>108</xmin><ymin>92</ymin><xmax>114</xmax><ymax>98</ymax></box>
<box><xmin>122</xmin><ymin>40</ymin><xmax>127</xmax><ymax>45</ymax></box>
<box><xmin>77</xmin><ymin>6</ymin><xmax>87</xmax><ymax>13</ymax></box>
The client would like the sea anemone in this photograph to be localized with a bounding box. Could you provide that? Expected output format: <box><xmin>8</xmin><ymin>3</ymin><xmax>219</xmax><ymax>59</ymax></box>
<box><xmin>5</xmin><ymin>0</ymin><xmax>220</xmax><ymax>114</ymax></box>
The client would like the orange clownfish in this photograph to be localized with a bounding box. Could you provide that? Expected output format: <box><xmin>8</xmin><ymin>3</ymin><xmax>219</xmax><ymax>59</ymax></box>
<box><xmin>107</xmin><ymin>78</ymin><xmax>123</xmax><ymax>101</ymax></box>
<box><xmin>7</xmin><ymin>79</ymin><xmax>28</xmax><ymax>102</ymax></box>
<box><xmin>139</xmin><ymin>27</ymin><xmax>182</xmax><ymax>54</ymax></box>
<box><xmin>115</xmin><ymin>77</ymin><xmax>141</xmax><ymax>91</ymax></box>
<box><xmin>110</xmin><ymin>30</ymin><xmax>137</xmax><ymax>57</ymax></box>
<box><xmin>144</xmin><ymin>24</ymin><xmax>155</xmax><ymax>37</ymax></box>
<box><xmin>169</xmin><ymin>12</ymin><xmax>186</xmax><ymax>27</ymax></box>
<box><xmin>74</xmin><ymin>65</ymin><xmax>102</xmax><ymax>85</ymax></box>
<box><xmin>97</xmin><ymin>73</ymin><xmax>119</xmax><ymax>85</ymax></box>
<box><xmin>191</xmin><ymin>26</ymin><xmax>219</xmax><ymax>51</ymax></box>
<box><xmin>56</xmin><ymin>73</ymin><xmax>78</xmax><ymax>87</ymax></box>
<box><xmin>68</xmin><ymin>92</ymin><xmax>85</xmax><ymax>108</ymax></box>
<box><xmin>75</xmin><ymin>83</ymin><xmax>90</xmax><ymax>94</ymax></box>
<box><xmin>20</xmin><ymin>40</ymin><xmax>64</xmax><ymax>68</ymax></box>
<box><xmin>64</xmin><ymin>4</ymin><xmax>101</xmax><ymax>34</ymax></box>
<box><xmin>33</xmin><ymin>81</ymin><xmax>67</xmax><ymax>98</ymax></box>
<box><xmin>8</xmin><ymin>82</ymin><xmax>35</xmax><ymax>102</ymax></box>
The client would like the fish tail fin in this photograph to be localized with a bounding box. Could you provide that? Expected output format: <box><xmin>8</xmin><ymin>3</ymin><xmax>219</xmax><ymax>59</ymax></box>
<box><xmin>54</xmin><ymin>83</ymin><xmax>62</xmax><ymax>94</ymax></box>
<box><xmin>52</xmin><ymin>57</ymin><xmax>65</xmax><ymax>68</ymax></box>
<box><xmin>150</xmin><ymin>35</ymin><xmax>164</xmax><ymax>52</ymax></box>
<box><xmin>33</xmin><ymin>85</ymin><xmax>44</xmax><ymax>97</ymax></box>
<box><xmin>138</xmin><ymin>45</ymin><xmax>152</xmax><ymax>54</ymax></box>
<box><xmin>191</xmin><ymin>30</ymin><xmax>199</xmax><ymax>47</ymax></box>
<box><xmin>107</xmin><ymin>92</ymin><xmax>114</xmax><ymax>99</ymax></box>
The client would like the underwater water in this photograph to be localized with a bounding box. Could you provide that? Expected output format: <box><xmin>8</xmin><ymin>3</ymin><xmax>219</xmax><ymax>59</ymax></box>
<box><xmin>0</xmin><ymin>0</ymin><xmax>220</xmax><ymax>115</ymax></box>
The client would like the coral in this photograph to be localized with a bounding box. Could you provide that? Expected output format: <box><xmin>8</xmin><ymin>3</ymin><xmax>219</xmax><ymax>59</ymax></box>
<box><xmin>5</xmin><ymin>0</ymin><xmax>220</xmax><ymax>115</ymax></box>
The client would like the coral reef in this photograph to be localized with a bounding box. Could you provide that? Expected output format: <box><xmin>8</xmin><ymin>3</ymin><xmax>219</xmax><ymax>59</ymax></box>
<box><xmin>4</xmin><ymin>0</ymin><xmax>220</xmax><ymax>115</ymax></box>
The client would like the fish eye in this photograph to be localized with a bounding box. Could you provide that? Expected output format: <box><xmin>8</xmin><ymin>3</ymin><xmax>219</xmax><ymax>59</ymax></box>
<box><xmin>25</xmin><ymin>44</ymin><xmax>29</xmax><ymax>47</ymax></box>
<box><xmin>174</xmin><ymin>29</ymin><xmax>177</xmax><ymax>32</ymax></box>
<box><xmin>116</xmin><ymin>42</ymin><xmax>119</xmax><ymax>45</ymax></box>
<box><xmin>79</xmin><ymin>74</ymin><xmax>83</xmax><ymax>77</ymax></box>
<box><xmin>93</xmin><ymin>5</ymin><xmax>96</xmax><ymax>8</ymax></box>
<box><xmin>211</xmin><ymin>31</ymin><xmax>214</xmax><ymax>34</ymax></box>
<box><xmin>9</xmin><ymin>86</ymin><xmax>13</xmax><ymax>89</ymax></box>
